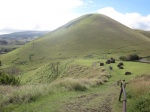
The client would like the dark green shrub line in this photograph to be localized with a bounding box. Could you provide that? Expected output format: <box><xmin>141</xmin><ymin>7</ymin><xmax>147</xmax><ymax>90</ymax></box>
<box><xmin>119</xmin><ymin>54</ymin><xmax>140</xmax><ymax>61</ymax></box>
<box><xmin>0</xmin><ymin>72</ymin><xmax>20</xmax><ymax>85</ymax></box>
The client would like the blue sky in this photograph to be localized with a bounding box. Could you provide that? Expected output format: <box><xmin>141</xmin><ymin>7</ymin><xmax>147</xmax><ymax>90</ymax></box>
<box><xmin>0</xmin><ymin>0</ymin><xmax>150</xmax><ymax>34</ymax></box>
<box><xmin>76</xmin><ymin>0</ymin><xmax>150</xmax><ymax>15</ymax></box>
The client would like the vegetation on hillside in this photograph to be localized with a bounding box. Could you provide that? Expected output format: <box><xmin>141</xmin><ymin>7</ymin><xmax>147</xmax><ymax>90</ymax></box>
<box><xmin>127</xmin><ymin>74</ymin><xmax>150</xmax><ymax>112</ymax></box>
<box><xmin>0</xmin><ymin>58</ymin><xmax>150</xmax><ymax>111</ymax></box>
<box><xmin>135</xmin><ymin>29</ymin><xmax>150</xmax><ymax>38</ymax></box>
<box><xmin>119</xmin><ymin>54</ymin><xmax>140</xmax><ymax>61</ymax></box>
<box><xmin>0</xmin><ymin>71</ymin><xmax>20</xmax><ymax>85</ymax></box>
<box><xmin>0</xmin><ymin>59</ymin><xmax>110</xmax><ymax>109</ymax></box>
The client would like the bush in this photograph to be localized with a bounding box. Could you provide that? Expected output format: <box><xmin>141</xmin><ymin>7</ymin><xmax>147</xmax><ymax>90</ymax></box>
<box><xmin>126</xmin><ymin>54</ymin><xmax>140</xmax><ymax>61</ymax></box>
<box><xmin>136</xmin><ymin>95</ymin><xmax>150</xmax><ymax>112</ymax></box>
<box><xmin>119</xmin><ymin>56</ymin><xmax>126</xmax><ymax>61</ymax></box>
<box><xmin>0</xmin><ymin>72</ymin><xmax>20</xmax><ymax>85</ymax></box>
<box><xmin>119</xmin><ymin>54</ymin><xmax>139</xmax><ymax>61</ymax></box>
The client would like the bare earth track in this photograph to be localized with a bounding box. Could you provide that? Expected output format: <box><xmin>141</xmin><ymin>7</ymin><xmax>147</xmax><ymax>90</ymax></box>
<box><xmin>59</xmin><ymin>84</ymin><xmax>118</xmax><ymax>112</ymax></box>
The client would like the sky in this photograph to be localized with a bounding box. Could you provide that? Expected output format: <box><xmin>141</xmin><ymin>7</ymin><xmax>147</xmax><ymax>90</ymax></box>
<box><xmin>0</xmin><ymin>0</ymin><xmax>150</xmax><ymax>34</ymax></box>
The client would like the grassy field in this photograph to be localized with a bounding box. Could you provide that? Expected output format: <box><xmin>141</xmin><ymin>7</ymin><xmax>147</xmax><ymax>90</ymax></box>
<box><xmin>0</xmin><ymin>58</ymin><xmax>150</xmax><ymax>112</ymax></box>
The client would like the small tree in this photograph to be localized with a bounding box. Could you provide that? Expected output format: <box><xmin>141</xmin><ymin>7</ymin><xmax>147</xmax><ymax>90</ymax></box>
<box><xmin>119</xmin><ymin>56</ymin><xmax>126</xmax><ymax>61</ymax></box>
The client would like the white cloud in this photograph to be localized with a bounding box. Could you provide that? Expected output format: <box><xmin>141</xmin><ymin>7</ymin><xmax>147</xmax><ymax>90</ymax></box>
<box><xmin>0</xmin><ymin>0</ymin><xmax>83</xmax><ymax>34</ymax></box>
<box><xmin>98</xmin><ymin>7</ymin><xmax>150</xmax><ymax>31</ymax></box>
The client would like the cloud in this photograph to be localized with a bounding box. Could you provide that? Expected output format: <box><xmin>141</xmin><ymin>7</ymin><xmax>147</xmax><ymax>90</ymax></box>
<box><xmin>98</xmin><ymin>7</ymin><xmax>150</xmax><ymax>31</ymax></box>
<box><xmin>0</xmin><ymin>28</ymin><xmax>22</xmax><ymax>34</ymax></box>
<box><xmin>0</xmin><ymin>0</ymin><xmax>83</xmax><ymax>34</ymax></box>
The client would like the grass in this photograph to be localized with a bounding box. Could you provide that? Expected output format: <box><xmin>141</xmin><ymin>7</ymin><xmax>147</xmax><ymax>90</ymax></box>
<box><xmin>0</xmin><ymin>81</ymin><xmax>114</xmax><ymax>112</ymax></box>
<box><xmin>19</xmin><ymin>59</ymin><xmax>74</xmax><ymax>84</ymax></box>
<box><xmin>128</xmin><ymin>74</ymin><xmax>150</xmax><ymax>96</ymax></box>
<box><xmin>0</xmin><ymin>91</ymin><xmax>75</xmax><ymax>112</ymax></box>
<box><xmin>0</xmin><ymin>77</ymin><xmax>107</xmax><ymax>109</ymax></box>
<box><xmin>126</xmin><ymin>74</ymin><xmax>150</xmax><ymax>112</ymax></box>
<box><xmin>0</xmin><ymin>59</ymin><xmax>110</xmax><ymax>108</ymax></box>
<box><xmin>0</xmin><ymin>59</ymin><xmax>109</xmax><ymax>111</ymax></box>
<box><xmin>110</xmin><ymin>62</ymin><xmax>150</xmax><ymax>112</ymax></box>
<box><xmin>0</xmin><ymin>58</ymin><xmax>150</xmax><ymax>112</ymax></box>
<box><xmin>135</xmin><ymin>29</ymin><xmax>150</xmax><ymax>38</ymax></box>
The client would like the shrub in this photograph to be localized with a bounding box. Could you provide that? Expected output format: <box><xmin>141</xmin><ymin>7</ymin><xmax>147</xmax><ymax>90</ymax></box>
<box><xmin>126</xmin><ymin>54</ymin><xmax>140</xmax><ymax>61</ymax></box>
<box><xmin>119</xmin><ymin>54</ymin><xmax>139</xmax><ymax>61</ymax></box>
<box><xmin>135</xmin><ymin>95</ymin><xmax>150</xmax><ymax>112</ymax></box>
<box><xmin>119</xmin><ymin>56</ymin><xmax>126</xmax><ymax>61</ymax></box>
<box><xmin>0</xmin><ymin>72</ymin><xmax>20</xmax><ymax>85</ymax></box>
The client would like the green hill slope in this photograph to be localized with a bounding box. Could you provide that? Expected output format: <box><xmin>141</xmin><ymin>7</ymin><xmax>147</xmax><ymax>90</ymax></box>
<box><xmin>135</xmin><ymin>29</ymin><xmax>150</xmax><ymax>38</ymax></box>
<box><xmin>1</xmin><ymin>14</ymin><xmax>150</xmax><ymax>67</ymax></box>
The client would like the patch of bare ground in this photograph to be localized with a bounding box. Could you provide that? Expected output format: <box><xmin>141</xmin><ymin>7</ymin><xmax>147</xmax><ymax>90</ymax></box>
<box><xmin>59</xmin><ymin>85</ymin><xmax>118</xmax><ymax>112</ymax></box>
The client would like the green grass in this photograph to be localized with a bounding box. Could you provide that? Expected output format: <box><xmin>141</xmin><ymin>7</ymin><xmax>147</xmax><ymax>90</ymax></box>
<box><xmin>0</xmin><ymin>91</ymin><xmax>77</xmax><ymax>112</ymax></box>
<box><xmin>135</xmin><ymin>29</ymin><xmax>150</xmax><ymax>38</ymax></box>
<box><xmin>0</xmin><ymin>59</ymin><xmax>150</xmax><ymax>112</ymax></box>
<box><xmin>126</xmin><ymin>74</ymin><xmax>150</xmax><ymax>112</ymax></box>
<box><xmin>0</xmin><ymin>81</ymin><xmax>114</xmax><ymax>112</ymax></box>
<box><xmin>0</xmin><ymin>59</ymin><xmax>110</xmax><ymax>110</ymax></box>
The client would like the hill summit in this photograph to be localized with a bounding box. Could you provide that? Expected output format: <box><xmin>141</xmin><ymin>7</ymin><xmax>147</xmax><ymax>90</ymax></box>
<box><xmin>1</xmin><ymin>14</ymin><xmax>150</xmax><ymax>64</ymax></box>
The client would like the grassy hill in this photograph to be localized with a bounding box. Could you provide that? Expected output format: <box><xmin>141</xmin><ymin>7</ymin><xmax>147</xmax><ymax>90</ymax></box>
<box><xmin>1</xmin><ymin>14</ymin><xmax>150</xmax><ymax>69</ymax></box>
<box><xmin>135</xmin><ymin>29</ymin><xmax>150</xmax><ymax>38</ymax></box>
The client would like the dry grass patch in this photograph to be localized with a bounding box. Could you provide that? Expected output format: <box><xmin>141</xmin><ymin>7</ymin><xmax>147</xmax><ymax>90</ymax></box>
<box><xmin>127</xmin><ymin>74</ymin><xmax>150</xmax><ymax>112</ymax></box>
<box><xmin>0</xmin><ymin>77</ymin><xmax>108</xmax><ymax>107</ymax></box>
<box><xmin>51</xmin><ymin>77</ymin><xmax>108</xmax><ymax>91</ymax></box>
<box><xmin>61</xmin><ymin>64</ymin><xmax>109</xmax><ymax>79</ymax></box>
<box><xmin>0</xmin><ymin>84</ymin><xmax>56</xmax><ymax>106</ymax></box>
<box><xmin>128</xmin><ymin>74</ymin><xmax>150</xmax><ymax>96</ymax></box>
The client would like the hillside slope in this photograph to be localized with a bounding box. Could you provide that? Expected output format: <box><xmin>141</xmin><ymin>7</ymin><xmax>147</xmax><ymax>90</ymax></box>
<box><xmin>135</xmin><ymin>29</ymin><xmax>150</xmax><ymax>38</ymax></box>
<box><xmin>1</xmin><ymin>14</ymin><xmax>150</xmax><ymax>66</ymax></box>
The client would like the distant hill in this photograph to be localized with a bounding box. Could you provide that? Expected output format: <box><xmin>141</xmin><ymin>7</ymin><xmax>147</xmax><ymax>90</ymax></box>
<box><xmin>135</xmin><ymin>29</ymin><xmax>150</xmax><ymax>38</ymax></box>
<box><xmin>0</xmin><ymin>31</ymin><xmax>49</xmax><ymax>39</ymax></box>
<box><xmin>0</xmin><ymin>31</ymin><xmax>49</xmax><ymax>54</ymax></box>
<box><xmin>1</xmin><ymin>14</ymin><xmax>150</xmax><ymax>66</ymax></box>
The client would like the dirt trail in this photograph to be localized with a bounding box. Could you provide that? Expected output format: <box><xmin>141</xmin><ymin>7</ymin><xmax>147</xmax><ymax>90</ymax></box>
<box><xmin>59</xmin><ymin>84</ymin><xmax>118</xmax><ymax>112</ymax></box>
<box><xmin>137</xmin><ymin>58</ymin><xmax>150</xmax><ymax>63</ymax></box>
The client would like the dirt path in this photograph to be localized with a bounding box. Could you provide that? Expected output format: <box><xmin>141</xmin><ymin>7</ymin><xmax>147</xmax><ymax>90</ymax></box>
<box><xmin>137</xmin><ymin>58</ymin><xmax>150</xmax><ymax>63</ymax></box>
<box><xmin>59</xmin><ymin>84</ymin><xmax>118</xmax><ymax>112</ymax></box>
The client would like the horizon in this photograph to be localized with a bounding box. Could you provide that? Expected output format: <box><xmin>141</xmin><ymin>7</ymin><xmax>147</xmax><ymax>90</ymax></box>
<box><xmin>0</xmin><ymin>0</ymin><xmax>150</xmax><ymax>34</ymax></box>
